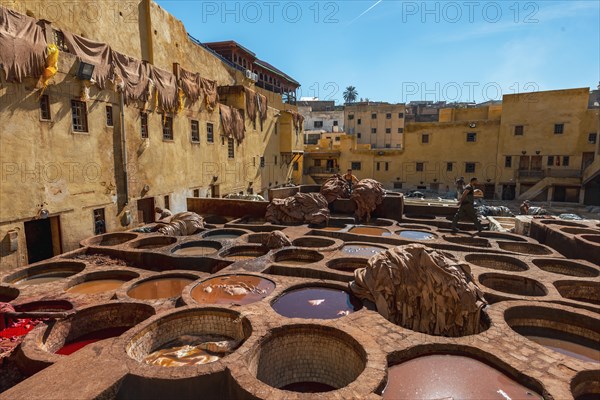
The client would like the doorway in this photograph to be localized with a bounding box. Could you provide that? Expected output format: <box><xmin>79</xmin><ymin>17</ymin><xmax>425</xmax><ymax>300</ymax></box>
<box><xmin>582</xmin><ymin>152</ymin><xmax>595</xmax><ymax>172</ymax></box>
<box><xmin>483</xmin><ymin>184</ymin><xmax>495</xmax><ymax>199</ymax></box>
<box><xmin>530</xmin><ymin>156</ymin><xmax>542</xmax><ymax>170</ymax></box>
<box><xmin>24</xmin><ymin>216</ymin><xmax>62</xmax><ymax>264</ymax></box>
<box><xmin>211</xmin><ymin>184</ymin><xmax>220</xmax><ymax>198</ymax></box>
<box><xmin>502</xmin><ymin>184</ymin><xmax>516</xmax><ymax>200</ymax></box>
<box><xmin>137</xmin><ymin>197</ymin><xmax>155</xmax><ymax>224</ymax></box>
<box><xmin>519</xmin><ymin>156</ymin><xmax>530</xmax><ymax>170</ymax></box>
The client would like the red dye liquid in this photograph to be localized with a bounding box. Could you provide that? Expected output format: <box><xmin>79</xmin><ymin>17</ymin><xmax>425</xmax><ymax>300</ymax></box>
<box><xmin>280</xmin><ymin>382</ymin><xmax>336</xmax><ymax>393</ymax></box>
<box><xmin>56</xmin><ymin>327</ymin><xmax>130</xmax><ymax>355</ymax></box>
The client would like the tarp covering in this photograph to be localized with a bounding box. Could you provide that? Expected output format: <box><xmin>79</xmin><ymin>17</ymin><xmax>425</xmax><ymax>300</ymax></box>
<box><xmin>320</xmin><ymin>174</ymin><xmax>350</xmax><ymax>203</ymax></box>
<box><xmin>350</xmin><ymin>244</ymin><xmax>487</xmax><ymax>337</ymax></box>
<box><xmin>62</xmin><ymin>30</ymin><xmax>113</xmax><ymax>89</ymax></box>
<box><xmin>0</xmin><ymin>6</ymin><xmax>47</xmax><ymax>82</ymax></box>
<box><xmin>266</xmin><ymin>192</ymin><xmax>330</xmax><ymax>225</ymax></box>
<box><xmin>156</xmin><ymin>212</ymin><xmax>204</xmax><ymax>236</ymax></box>
<box><xmin>219</xmin><ymin>103</ymin><xmax>245</xmax><ymax>143</ymax></box>
<box><xmin>351</xmin><ymin>179</ymin><xmax>385</xmax><ymax>221</ymax></box>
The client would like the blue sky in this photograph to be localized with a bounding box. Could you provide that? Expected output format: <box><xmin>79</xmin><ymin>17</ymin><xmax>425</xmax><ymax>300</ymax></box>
<box><xmin>156</xmin><ymin>0</ymin><xmax>600</xmax><ymax>104</ymax></box>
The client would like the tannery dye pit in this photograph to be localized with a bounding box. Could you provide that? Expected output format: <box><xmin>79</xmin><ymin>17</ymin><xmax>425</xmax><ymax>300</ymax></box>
<box><xmin>190</xmin><ymin>275</ymin><xmax>275</xmax><ymax>305</ymax></box>
<box><xmin>271</xmin><ymin>287</ymin><xmax>362</xmax><ymax>319</ymax></box>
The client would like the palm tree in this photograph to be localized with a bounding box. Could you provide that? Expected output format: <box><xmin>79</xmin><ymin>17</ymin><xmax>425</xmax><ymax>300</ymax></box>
<box><xmin>343</xmin><ymin>86</ymin><xmax>358</xmax><ymax>104</ymax></box>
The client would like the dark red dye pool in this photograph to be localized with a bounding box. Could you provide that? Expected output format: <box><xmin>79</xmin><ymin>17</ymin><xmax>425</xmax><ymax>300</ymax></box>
<box><xmin>56</xmin><ymin>326</ymin><xmax>130</xmax><ymax>355</ymax></box>
<box><xmin>272</xmin><ymin>287</ymin><xmax>361</xmax><ymax>319</ymax></box>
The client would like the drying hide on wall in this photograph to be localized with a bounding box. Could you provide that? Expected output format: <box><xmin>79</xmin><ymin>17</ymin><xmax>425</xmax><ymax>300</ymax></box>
<box><xmin>350</xmin><ymin>244</ymin><xmax>487</xmax><ymax>337</ymax></box>
<box><xmin>351</xmin><ymin>179</ymin><xmax>385</xmax><ymax>221</ymax></box>
<box><xmin>112</xmin><ymin>51</ymin><xmax>152</xmax><ymax>105</ymax></box>
<box><xmin>320</xmin><ymin>174</ymin><xmax>351</xmax><ymax>203</ymax></box>
<box><xmin>179</xmin><ymin>68</ymin><xmax>202</xmax><ymax>104</ymax></box>
<box><xmin>219</xmin><ymin>103</ymin><xmax>245</xmax><ymax>143</ymax></box>
<box><xmin>257</xmin><ymin>92</ymin><xmax>268</xmax><ymax>130</ymax></box>
<box><xmin>265</xmin><ymin>193</ymin><xmax>330</xmax><ymax>225</ymax></box>
<box><xmin>200</xmin><ymin>77</ymin><xmax>218</xmax><ymax>112</ymax></box>
<box><xmin>150</xmin><ymin>66</ymin><xmax>178</xmax><ymax>112</ymax></box>
<box><xmin>244</xmin><ymin>87</ymin><xmax>258</xmax><ymax>128</ymax></box>
<box><xmin>0</xmin><ymin>6</ymin><xmax>47</xmax><ymax>83</ymax></box>
<box><xmin>61</xmin><ymin>30</ymin><xmax>113</xmax><ymax>89</ymax></box>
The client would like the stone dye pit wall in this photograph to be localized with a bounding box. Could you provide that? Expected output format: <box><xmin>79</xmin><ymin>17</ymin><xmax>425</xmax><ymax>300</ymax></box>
<box><xmin>0</xmin><ymin>211</ymin><xmax>599</xmax><ymax>399</ymax></box>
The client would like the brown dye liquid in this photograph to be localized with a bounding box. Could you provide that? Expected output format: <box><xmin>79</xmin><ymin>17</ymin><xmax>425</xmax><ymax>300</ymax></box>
<box><xmin>398</xmin><ymin>230</ymin><xmax>435</xmax><ymax>240</ymax></box>
<box><xmin>207</xmin><ymin>234</ymin><xmax>242</xmax><ymax>240</ymax></box>
<box><xmin>321</xmin><ymin>226</ymin><xmax>344</xmax><ymax>231</ymax></box>
<box><xmin>279</xmin><ymin>259</ymin><xmax>313</xmax><ymax>265</ymax></box>
<box><xmin>191</xmin><ymin>275</ymin><xmax>275</xmax><ymax>305</ymax></box>
<box><xmin>143</xmin><ymin>335</ymin><xmax>234</xmax><ymax>367</ymax></box>
<box><xmin>527</xmin><ymin>336</ymin><xmax>599</xmax><ymax>363</ymax></box>
<box><xmin>348</xmin><ymin>226</ymin><xmax>391</xmax><ymax>236</ymax></box>
<box><xmin>281</xmin><ymin>382</ymin><xmax>336</xmax><ymax>393</ymax></box>
<box><xmin>272</xmin><ymin>287</ymin><xmax>361</xmax><ymax>319</ymax></box>
<box><xmin>226</xmin><ymin>255</ymin><xmax>257</xmax><ymax>261</ymax></box>
<box><xmin>341</xmin><ymin>245</ymin><xmax>385</xmax><ymax>257</ymax></box>
<box><xmin>127</xmin><ymin>277</ymin><xmax>193</xmax><ymax>300</ymax></box>
<box><xmin>16</xmin><ymin>272</ymin><xmax>74</xmax><ymax>286</ymax></box>
<box><xmin>174</xmin><ymin>246</ymin><xmax>218</xmax><ymax>256</ymax></box>
<box><xmin>383</xmin><ymin>355</ymin><xmax>543</xmax><ymax>400</ymax></box>
<box><xmin>67</xmin><ymin>279</ymin><xmax>127</xmax><ymax>294</ymax></box>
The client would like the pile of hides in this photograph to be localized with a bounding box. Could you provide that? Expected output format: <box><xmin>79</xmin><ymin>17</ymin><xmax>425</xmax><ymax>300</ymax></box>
<box><xmin>527</xmin><ymin>206</ymin><xmax>550</xmax><ymax>216</ymax></box>
<box><xmin>476</xmin><ymin>205</ymin><xmax>514</xmax><ymax>217</ymax></box>
<box><xmin>223</xmin><ymin>193</ymin><xmax>266</xmax><ymax>201</ymax></box>
<box><xmin>0</xmin><ymin>6</ymin><xmax>47</xmax><ymax>83</ymax></box>
<box><xmin>350</xmin><ymin>244</ymin><xmax>487</xmax><ymax>337</ymax></box>
<box><xmin>351</xmin><ymin>179</ymin><xmax>385</xmax><ymax>221</ymax></box>
<box><xmin>219</xmin><ymin>103</ymin><xmax>245</xmax><ymax>143</ymax></box>
<box><xmin>266</xmin><ymin>193</ymin><xmax>329</xmax><ymax>225</ymax></box>
<box><xmin>261</xmin><ymin>231</ymin><xmax>292</xmax><ymax>249</ymax></box>
<box><xmin>156</xmin><ymin>212</ymin><xmax>204</xmax><ymax>236</ymax></box>
<box><xmin>320</xmin><ymin>174</ymin><xmax>350</xmax><ymax>203</ymax></box>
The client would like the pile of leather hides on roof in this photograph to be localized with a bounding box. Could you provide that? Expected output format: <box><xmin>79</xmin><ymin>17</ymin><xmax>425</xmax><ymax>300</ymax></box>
<box><xmin>266</xmin><ymin>193</ymin><xmax>329</xmax><ymax>225</ymax></box>
<box><xmin>219</xmin><ymin>103</ymin><xmax>245</xmax><ymax>143</ymax></box>
<box><xmin>349</xmin><ymin>244</ymin><xmax>487</xmax><ymax>337</ymax></box>
<box><xmin>261</xmin><ymin>231</ymin><xmax>292</xmax><ymax>249</ymax></box>
<box><xmin>320</xmin><ymin>174</ymin><xmax>350</xmax><ymax>203</ymax></box>
<box><xmin>351</xmin><ymin>179</ymin><xmax>385</xmax><ymax>221</ymax></box>
<box><xmin>156</xmin><ymin>212</ymin><xmax>204</xmax><ymax>236</ymax></box>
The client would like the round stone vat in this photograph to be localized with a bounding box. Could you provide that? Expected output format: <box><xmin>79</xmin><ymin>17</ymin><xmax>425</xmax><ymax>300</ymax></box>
<box><xmin>571</xmin><ymin>370</ymin><xmax>600</xmax><ymax>400</ymax></box>
<box><xmin>318</xmin><ymin>224</ymin><xmax>347</xmax><ymax>232</ymax></box>
<box><xmin>397</xmin><ymin>230</ymin><xmax>437</xmax><ymax>240</ymax></box>
<box><xmin>365</xmin><ymin>218</ymin><xmax>395</xmax><ymax>227</ymax></box>
<box><xmin>383</xmin><ymin>353</ymin><xmax>543</xmax><ymax>400</ymax></box>
<box><xmin>443</xmin><ymin>236</ymin><xmax>491</xmax><ymax>248</ymax></box>
<box><xmin>203</xmin><ymin>215</ymin><xmax>233</xmax><ymax>225</ymax></box>
<box><xmin>348</xmin><ymin>226</ymin><xmax>392</xmax><ymax>236</ymax></box>
<box><xmin>291</xmin><ymin>236</ymin><xmax>337</xmax><ymax>250</ymax></box>
<box><xmin>272</xmin><ymin>248</ymin><xmax>324</xmax><ymax>265</ymax></box>
<box><xmin>398</xmin><ymin>224</ymin><xmax>432</xmax><ymax>230</ymax></box>
<box><xmin>201</xmin><ymin>228</ymin><xmax>247</xmax><ymax>241</ymax></box>
<box><xmin>561</xmin><ymin>227</ymin><xmax>599</xmax><ymax>235</ymax></box>
<box><xmin>14</xmin><ymin>299</ymin><xmax>73</xmax><ymax>313</ymax></box>
<box><xmin>554</xmin><ymin>281</ymin><xmax>600</xmax><ymax>306</ymax></box>
<box><xmin>272</xmin><ymin>285</ymin><xmax>362</xmax><ymax>319</ymax></box>
<box><xmin>126</xmin><ymin>308</ymin><xmax>251</xmax><ymax>368</ymax></box>
<box><xmin>0</xmin><ymin>285</ymin><xmax>19</xmax><ymax>302</ymax></box>
<box><xmin>218</xmin><ymin>245</ymin><xmax>269</xmax><ymax>261</ymax></box>
<box><xmin>249</xmin><ymin>325</ymin><xmax>367</xmax><ymax>393</ymax></box>
<box><xmin>127</xmin><ymin>274</ymin><xmax>196</xmax><ymax>300</ymax></box>
<box><xmin>340</xmin><ymin>243</ymin><xmax>387</xmax><ymax>257</ymax></box>
<box><xmin>129</xmin><ymin>236</ymin><xmax>177</xmax><ymax>250</ymax></box>
<box><xmin>539</xmin><ymin>219</ymin><xmax>586</xmax><ymax>227</ymax></box>
<box><xmin>171</xmin><ymin>240</ymin><xmax>222</xmax><ymax>256</ymax></box>
<box><xmin>477</xmin><ymin>232</ymin><xmax>527</xmax><ymax>242</ymax></box>
<box><xmin>581</xmin><ymin>234</ymin><xmax>600</xmax><ymax>244</ymax></box>
<box><xmin>66</xmin><ymin>270</ymin><xmax>140</xmax><ymax>295</ymax></box>
<box><xmin>85</xmin><ymin>232</ymin><xmax>138</xmax><ymax>247</ymax></box>
<box><xmin>478</xmin><ymin>273</ymin><xmax>547</xmax><ymax>297</ymax></box>
<box><xmin>326</xmin><ymin>258</ymin><xmax>369</xmax><ymax>273</ymax></box>
<box><xmin>505</xmin><ymin>305</ymin><xmax>600</xmax><ymax>363</ymax></box>
<box><xmin>497</xmin><ymin>242</ymin><xmax>553</xmax><ymax>255</ymax></box>
<box><xmin>532</xmin><ymin>259</ymin><xmax>599</xmax><ymax>278</ymax></box>
<box><xmin>405</xmin><ymin>214</ymin><xmax>436</xmax><ymax>220</ymax></box>
<box><xmin>32</xmin><ymin>303</ymin><xmax>155</xmax><ymax>358</ymax></box>
<box><xmin>465</xmin><ymin>254</ymin><xmax>528</xmax><ymax>272</ymax></box>
<box><xmin>4</xmin><ymin>261</ymin><xmax>86</xmax><ymax>287</ymax></box>
<box><xmin>189</xmin><ymin>274</ymin><xmax>275</xmax><ymax>306</ymax></box>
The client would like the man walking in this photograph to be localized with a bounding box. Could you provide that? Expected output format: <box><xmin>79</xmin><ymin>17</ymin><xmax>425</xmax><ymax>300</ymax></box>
<box><xmin>451</xmin><ymin>177</ymin><xmax>483</xmax><ymax>233</ymax></box>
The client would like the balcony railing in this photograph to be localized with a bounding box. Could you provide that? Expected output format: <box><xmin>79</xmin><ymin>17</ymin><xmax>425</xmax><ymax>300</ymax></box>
<box><xmin>546</xmin><ymin>169</ymin><xmax>582</xmax><ymax>178</ymax></box>
<box><xmin>517</xmin><ymin>170</ymin><xmax>545</xmax><ymax>179</ymax></box>
<box><xmin>305</xmin><ymin>167</ymin><xmax>339</xmax><ymax>175</ymax></box>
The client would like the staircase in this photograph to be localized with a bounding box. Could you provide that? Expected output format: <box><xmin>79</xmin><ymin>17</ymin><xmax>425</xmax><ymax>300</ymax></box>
<box><xmin>582</xmin><ymin>157</ymin><xmax>600</xmax><ymax>184</ymax></box>
<box><xmin>517</xmin><ymin>177</ymin><xmax>580</xmax><ymax>201</ymax></box>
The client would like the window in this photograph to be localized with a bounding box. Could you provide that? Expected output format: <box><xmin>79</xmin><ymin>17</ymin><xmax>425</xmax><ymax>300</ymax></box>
<box><xmin>446</xmin><ymin>162</ymin><xmax>453</xmax><ymax>172</ymax></box>
<box><xmin>40</xmin><ymin>95</ymin><xmax>51</xmax><ymax>120</ymax></box>
<box><xmin>563</xmin><ymin>156</ymin><xmax>569</xmax><ymax>166</ymax></box>
<box><xmin>333</xmin><ymin>120</ymin><xmax>338</xmax><ymax>126</ymax></box>
<box><xmin>398</xmin><ymin>128</ymin><xmax>404</xmax><ymax>133</ymax></box>
<box><xmin>351</xmin><ymin>162</ymin><xmax>361</xmax><ymax>170</ymax></box>
<box><xmin>465</xmin><ymin>162</ymin><xmax>476</xmax><ymax>173</ymax></box>
<box><xmin>386</xmin><ymin>113</ymin><xmax>392</xmax><ymax>119</ymax></box>
<box><xmin>193</xmin><ymin>189</ymin><xmax>200</xmax><ymax>197</ymax></box>
<box><xmin>589</xmin><ymin>133</ymin><xmax>597</xmax><ymax>144</ymax></box>
<box><xmin>93</xmin><ymin>208</ymin><xmax>106</xmax><ymax>235</ymax></box>
<box><xmin>505</xmin><ymin>156</ymin><xmax>512</xmax><ymax>168</ymax></box>
<box><xmin>398</xmin><ymin>112</ymin><xmax>404</xmax><ymax>118</ymax></box>
<box><xmin>274</xmin><ymin>155</ymin><xmax>278</xmax><ymax>165</ymax></box>
<box><xmin>164</xmin><ymin>195</ymin><xmax>170</xmax><ymax>210</ymax></box>
<box><xmin>554</xmin><ymin>124</ymin><xmax>564</xmax><ymax>134</ymax></box>
<box><xmin>207</xmin><ymin>123</ymin><xmax>214</xmax><ymax>142</ymax></box>
<box><xmin>260</xmin><ymin>156</ymin><xmax>265</xmax><ymax>167</ymax></box>
<box><xmin>385</xmin><ymin>162</ymin><xmax>389</xmax><ymax>171</ymax></box>
<box><xmin>422</xmin><ymin>134</ymin><xmax>429</xmax><ymax>144</ymax></box>
<box><xmin>376</xmin><ymin>162</ymin><xmax>380</xmax><ymax>171</ymax></box>
<box><xmin>466</xmin><ymin>132</ymin><xmax>477</xmax><ymax>142</ymax></box>
<box><xmin>140</xmin><ymin>112</ymin><xmax>148</xmax><ymax>138</ymax></box>
<box><xmin>371</xmin><ymin>128</ymin><xmax>377</xmax><ymax>134</ymax></box>
<box><xmin>514</xmin><ymin>125</ymin><xmax>524</xmax><ymax>135</ymax></box>
<box><xmin>385</xmin><ymin>144</ymin><xmax>391</xmax><ymax>148</ymax></box>
<box><xmin>71</xmin><ymin>100</ymin><xmax>88</xmax><ymax>132</ymax></box>
<box><xmin>348</xmin><ymin>114</ymin><xmax>354</xmax><ymax>120</ymax></box>
<box><xmin>371</xmin><ymin>113</ymin><xmax>377</xmax><ymax>119</ymax></box>
<box><xmin>53</xmin><ymin>29</ymin><xmax>68</xmax><ymax>52</ymax></box>
<box><xmin>357</xmin><ymin>118</ymin><xmax>362</xmax><ymax>125</ymax></box>
<box><xmin>357</xmin><ymin>133</ymin><xmax>362</xmax><ymax>138</ymax></box>
<box><xmin>227</xmin><ymin>138</ymin><xmax>235</xmax><ymax>158</ymax></box>
<box><xmin>191</xmin><ymin>120</ymin><xmax>200</xmax><ymax>142</ymax></box>
<box><xmin>547</xmin><ymin>156</ymin><xmax>554</xmax><ymax>166</ymax></box>
<box><xmin>162</xmin><ymin>115</ymin><xmax>173</xmax><ymax>140</ymax></box>
<box><xmin>105</xmin><ymin>105</ymin><xmax>113</xmax><ymax>126</ymax></box>
<box><xmin>386</xmin><ymin>128</ymin><xmax>391</xmax><ymax>134</ymax></box>
<box><xmin>416</xmin><ymin>162</ymin><xmax>424</xmax><ymax>172</ymax></box>
<box><xmin>293</xmin><ymin>161</ymin><xmax>299</xmax><ymax>171</ymax></box>
<box><xmin>314</xmin><ymin>121</ymin><xmax>323</xmax><ymax>128</ymax></box>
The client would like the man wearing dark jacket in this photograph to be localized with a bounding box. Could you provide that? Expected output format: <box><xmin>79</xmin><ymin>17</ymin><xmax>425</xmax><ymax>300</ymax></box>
<box><xmin>451</xmin><ymin>177</ymin><xmax>483</xmax><ymax>232</ymax></box>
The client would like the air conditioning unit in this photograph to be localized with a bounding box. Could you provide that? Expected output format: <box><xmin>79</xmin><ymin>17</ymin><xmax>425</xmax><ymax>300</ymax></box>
<box><xmin>245</xmin><ymin>70</ymin><xmax>258</xmax><ymax>82</ymax></box>
<box><xmin>251</xmin><ymin>72</ymin><xmax>258</xmax><ymax>82</ymax></box>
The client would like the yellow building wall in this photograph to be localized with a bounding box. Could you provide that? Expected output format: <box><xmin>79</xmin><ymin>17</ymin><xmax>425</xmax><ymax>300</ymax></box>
<box><xmin>344</xmin><ymin>103</ymin><xmax>405</xmax><ymax>149</ymax></box>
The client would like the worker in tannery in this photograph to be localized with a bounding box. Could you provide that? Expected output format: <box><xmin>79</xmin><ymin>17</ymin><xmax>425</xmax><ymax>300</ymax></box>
<box><xmin>451</xmin><ymin>177</ymin><xmax>483</xmax><ymax>233</ymax></box>
<box><xmin>343</xmin><ymin>169</ymin><xmax>359</xmax><ymax>191</ymax></box>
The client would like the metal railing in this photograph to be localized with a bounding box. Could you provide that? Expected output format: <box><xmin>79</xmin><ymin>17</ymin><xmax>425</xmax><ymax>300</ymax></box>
<box><xmin>546</xmin><ymin>169</ymin><xmax>582</xmax><ymax>178</ymax></box>
<box><xmin>516</xmin><ymin>170</ymin><xmax>545</xmax><ymax>179</ymax></box>
<box><xmin>305</xmin><ymin>167</ymin><xmax>339</xmax><ymax>175</ymax></box>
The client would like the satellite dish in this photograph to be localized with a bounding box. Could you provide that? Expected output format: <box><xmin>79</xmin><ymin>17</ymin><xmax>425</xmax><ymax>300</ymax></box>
<box><xmin>469</xmin><ymin>122</ymin><xmax>476</xmax><ymax>128</ymax></box>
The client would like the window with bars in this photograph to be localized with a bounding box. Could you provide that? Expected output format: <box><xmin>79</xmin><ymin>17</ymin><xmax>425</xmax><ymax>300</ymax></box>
<box><xmin>105</xmin><ymin>105</ymin><xmax>113</xmax><ymax>126</ymax></box>
<box><xmin>465</xmin><ymin>162</ymin><xmax>476</xmax><ymax>173</ymax></box>
<box><xmin>422</xmin><ymin>134</ymin><xmax>429</xmax><ymax>144</ymax></box>
<box><xmin>71</xmin><ymin>100</ymin><xmax>88</xmax><ymax>132</ymax></box>
<box><xmin>563</xmin><ymin>156</ymin><xmax>569</xmax><ymax>166</ymax></box>
<box><xmin>140</xmin><ymin>112</ymin><xmax>148</xmax><ymax>138</ymax></box>
<box><xmin>416</xmin><ymin>162</ymin><xmax>424</xmax><ymax>172</ymax></box>
<box><xmin>446</xmin><ymin>162</ymin><xmax>453</xmax><ymax>172</ymax></box>
<box><xmin>547</xmin><ymin>156</ymin><xmax>554</xmax><ymax>166</ymax></box>
<box><xmin>351</xmin><ymin>162</ymin><xmax>361</xmax><ymax>170</ymax></box>
<box><xmin>191</xmin><ymin>120</ymin><xmax>200</xmax><ymax>142</ymax></box>
<box><xmin>386</xmin><ymin>113</ymin><xmax>392</xmax><ymax>119</ymax></box>
<box><xmin>385</xmin><ymin>128</ymin><xmax>391</xmax><ymax>134</ymax></box>
<box><xmin>514</xmin><ymin>125</ymin><xmax>524</xmax><ymax>135</ymax></box>
<box><xmin>466</xmin><ymin>132</ymin><xmax>477</xmax><ymax>142</ymax></box>
<box><xmin>398</xmin><ymin>128</ymin><xmax>404</xmax><ymax>133</ymax></box>
<box><xmin>357</xmin><ymin>118</ymin><xmax>362</xmax><ymax>125</ymax></box>
<box><xmin>53</xmin><ymin>29</ymin><xmax>68</xmax><ymax>51</ymax></box>
<box><xmin>260</xmin><ymin>156</ymin><xmax>265</xmax><ymax>167</ymax></box>
<box><xmin>162</xmin><ymin>115</ymin><xmax>173</xmax><ymax>140</ymax></box>
<box><xmin>371</xmin><ymin>128</ymin><xmax>377</xmax><ymax>134</ymax></box>
<box><xmin>40</xmin><ymin>95</ymin><xmax>51</xmax><ymax>120</ymax></box>
<box><xmin>164</xmin><ymin>195</ymin><xmax>170</xmax><ymax>210</ymax></box>
<box><xmin>505</xmin><ymin>156</ymin><xmax>512</xmax><ymax>168</ymax></box>
<box><xmin>398</xmin><ymin>112</ymin><xmax>404</xmax><ymax>118</ymax></box>
<box><xmin>207</xmin><ymin>123</ymin><xmax>214</xmax><ymax>142</ymax></box>
<box><xmin>588</xmin><ymin>133</ymin><xmax>597</xmax><ymax>144</ymax></box>
<box><xmin>371</xmin><ymin>113</ymin><xmax>377</xmax><ymax>119</ymax></box>
<box><xmin>193</xmin><ymin>189</ymin><xmax>200</xmax><ymax>197</ymax></box>
<box><xmin>554</xmin><ymin>124</ymin><xmax>564</xmax><ymax>134</ymax></box>
<box><xmin>227</xmin><ymin>138</ymin><xmax>235</xmax><ymax>158</ymax></box>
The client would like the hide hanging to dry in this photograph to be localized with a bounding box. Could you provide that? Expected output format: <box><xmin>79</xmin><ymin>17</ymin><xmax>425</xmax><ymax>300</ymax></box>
<box><xmin>219</xmin><ymin>103</ymin><xmax>246</xmax><ymax>143</ymax></box>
